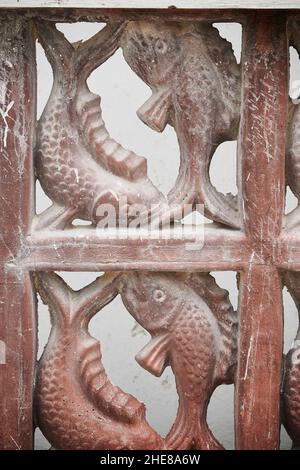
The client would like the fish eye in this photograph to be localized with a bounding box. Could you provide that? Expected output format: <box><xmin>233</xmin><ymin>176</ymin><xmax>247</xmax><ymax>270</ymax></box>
<box><xmin>154</xmin><ymin>39</ymin><xmax>167</xmax><ymax>54</ymax></box>
<box><xmin>153</xmin><ymin>289</ymin><xmax>166</xmax><ymax>302</ymax></box>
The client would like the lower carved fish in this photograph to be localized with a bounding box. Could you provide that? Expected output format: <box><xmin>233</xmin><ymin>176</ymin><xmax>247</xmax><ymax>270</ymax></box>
<box><xmin>118</xmin><ymin>271</ymin><xmax>237</xmax><ymax>450</ymax></box>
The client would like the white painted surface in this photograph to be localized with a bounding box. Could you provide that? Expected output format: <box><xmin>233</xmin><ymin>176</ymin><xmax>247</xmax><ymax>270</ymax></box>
<box><xmin>1</xmin><ymin>1</ymin><xmax>300</xmax><ymax>10</ymax></box>
<box><xmin>34</xmin><ymin>22</ymin><xmax>296</xmax><ymax>450</ymax></box>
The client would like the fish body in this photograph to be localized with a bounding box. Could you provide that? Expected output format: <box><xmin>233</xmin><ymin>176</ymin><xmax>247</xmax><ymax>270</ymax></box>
<box><xmin>286</xmin><ymin>104</ymin><xmax>300</xmax><ymax>231</ymax></box>
<box><xmin>281</xmin><ymin>271</ymin><xmax>300</xmax><ymax>449</ymax></box>
<box><xmin>118</xmin><ymin>272</ymin><xmax>237</xmax><ymax>449</ymax></box>
<box><xmin>121</xmin><ymin>21</ymin><xmax>241</xmax><ymax>227</ymax></box>
<box><xmin>35</xmin><ymin>272</ymin><xmax>163</xmax><ymax>450</ymax></box>
<box><xmin>283</xmin><ymin>342</ymin><xmax>300</xmax><ymax>449</ymax></box>
<box><xmin>286</xmin><ymin>100</ymin><xmax>300</xmax><ymax>205</ymax></box>
<box><xmin>276</xmin><ymin>25</ymin><xmax>300</xmax><ymax>446</ymax></box>
<box><xmin>285</xmin><ymin>20</ymin><xmax>300</xmax><ymax>228</ymax></box>
<box><xmin>35</xmin><ymin>22</ymin><xmax>166</xmax><ymax>229</ymax></box>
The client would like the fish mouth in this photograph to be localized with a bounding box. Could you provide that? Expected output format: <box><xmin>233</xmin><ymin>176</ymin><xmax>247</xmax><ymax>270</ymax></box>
<box><xmin>137</xmin><ymin>87</ymin><xmax>172</xmax><ymax>133</ymax></box>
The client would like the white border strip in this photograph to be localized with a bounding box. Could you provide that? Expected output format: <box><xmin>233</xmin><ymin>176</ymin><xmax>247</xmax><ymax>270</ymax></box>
<box><xmin>0</xmin><ymin>1</ymin><xmax>299</xmax><ymax>10</ymax></box>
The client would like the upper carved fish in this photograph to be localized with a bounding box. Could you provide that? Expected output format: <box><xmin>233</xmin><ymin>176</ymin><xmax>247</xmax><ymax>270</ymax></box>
<box><xmin>284</xmin><ymin>20</ymin><xmax>300</xmax><ymax>228</ymax></box>
<box><xmin>121</xmin><ymin>21</ymin><xmax>241</xmax><ymax>228</ymax></box>
<box><xmin>35</xmin><ymin>21</ymin><xmax>167</xmax><ymax>230</ymax></box>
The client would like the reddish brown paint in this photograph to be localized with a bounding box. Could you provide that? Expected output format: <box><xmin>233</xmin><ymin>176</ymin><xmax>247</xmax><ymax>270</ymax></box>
<box><xmin>0</xmin><ymin>8</ymin><xmax>299</xmax><ymax>451</ymax></box>
<box><xmin>236</xmin><ymin>265</ymin><xmax>283</xmax><ymax>449</ymax></box>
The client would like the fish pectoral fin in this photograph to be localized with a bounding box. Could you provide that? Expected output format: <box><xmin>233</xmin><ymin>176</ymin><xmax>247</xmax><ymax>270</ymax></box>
<box><xmin>135</xmin><ymin>333</ymin><xmax>171</xmax><ymax>377</ymax></box>
<box><xmin>137</xmin><ymin>88</ymin><xmax>172</xmax><ymax>133</ymax></box>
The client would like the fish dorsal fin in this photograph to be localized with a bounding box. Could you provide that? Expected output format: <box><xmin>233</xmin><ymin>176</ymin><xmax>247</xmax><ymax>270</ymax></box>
<box><xmin>184</xmin><ymin>272</ymin><xmax>235</xmax><ymax>323</ymax></box>
<box><xmin>77</xmin><ymin>91</ymin><xmax>148</xmax><ymax>182</ymax></box>
<box><xmin>80</xmin><ymin>338</ymin><xmax>145</xmax><ymax>423</ymax></box>
<box><xmin>34</xmin><ymin>272</ymin><xmax>73</xmax><ymax>326</ymax></box>
<box><xmin>186</xmin><ymin>272</ymin><xmax>237</xmax><ymax>361</ymax></box>
<box><xmin>135</xmin><ymin>333</ymin><xmax>171</xmax><ymax>377</ymax></box>
<box><xmin>182</xmin><ymin>272</ymin><xmax>237</xmax><ymax>382</ymax></box>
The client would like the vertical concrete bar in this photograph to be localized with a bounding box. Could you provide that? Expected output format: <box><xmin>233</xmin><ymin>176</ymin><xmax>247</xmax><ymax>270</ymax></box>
<box><xmin>0</xmin><ymin>14</ymin><xmax>36</xmax><ymax>449</ymax></box>
<box><xmin>235</xmin><ymin>13</ymin><xmax>287</xmax><ymax>449</ymax></box>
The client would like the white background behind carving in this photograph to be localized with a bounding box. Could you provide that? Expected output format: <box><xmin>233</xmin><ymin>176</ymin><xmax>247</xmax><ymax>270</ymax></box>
<box><xmin>35</xmin><ymin>22</ymin><xmax>298</xmax><ymax>450</ymax></box>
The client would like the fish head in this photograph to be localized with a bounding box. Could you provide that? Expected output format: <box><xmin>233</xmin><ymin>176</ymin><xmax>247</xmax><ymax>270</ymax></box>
<box><xmin>117</xmin><ymin>271</ymin><xmax>181</xmax><ymax>331</ymax></box>
<box><xmin>121</xmin><ymin>21</ymin><xmax>182</xmax><ymax>132</ymax></box>
<box><xmin>121</xmin><ymin>20</ymin><xmax>181</xmax><ymax>88</ymax></box>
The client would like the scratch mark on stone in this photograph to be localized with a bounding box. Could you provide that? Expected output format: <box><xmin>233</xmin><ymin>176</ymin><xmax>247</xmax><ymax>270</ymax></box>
<box><xmin>10</xmin><ymin>436</ymin><xmax>20</xmax><ymax>450</ymax></box>
<box><xmin>0</xmin><ymin>233</ymin><xmax>14</xmax><ymax>260</ymax></box>
<box><xmin>0</xmin><ymin>100</ymin><xmax>14</xmax><ymax>148</ymax></box>
<box><xmin>0</xmin><ymin>340</ymin><xmax>6</xmax><ymax>364</ymax></box>
<box><xmin>243</xmin><ymin>335</ymin><xmax>254</xmax><ymax>381</ymax></box>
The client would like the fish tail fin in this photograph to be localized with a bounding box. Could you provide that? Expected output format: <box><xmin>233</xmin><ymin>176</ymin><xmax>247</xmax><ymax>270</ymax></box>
<box><xmin>198</xmin><ymin>167</ymin><xmax>240</xmax><ymax>228</ymax></box>
<box><xmin>283</xmin><ymin>271</ymin><xmax>300</xmax><ymax>322</ymax></box>
<box><xmin>34</xmin><ymin>272</ymin><xmax>73</xmax><ymax>327</ymax></box>
<box><xmin>165</xmin><ymin>401</ymin><xmax>223</xmax><ymax>450</ymax></box>
<box><xmin>73</xmin><ymin>23</ymin><xmax>125</xmax><ymax>83</ymax></box>
<box><xmin>290</xmin><ymin>18</ymin><xmax>300</xmax><ymax>55</ymax></box>
<box><xmin>35</xmin><ymin>21</ymin><xmax>75</xmax><ymax>75</ymax></box>
<box><xmin>35</xmin><ymin>272</ymin><xmax>119</xmax><ymax>328</ymax></box>
<box><xmin>167</xmin><ymin>151</ymin><xmax>240</xmax><ymax>228</ymax></box>
<box><xmin>36</xmin><ymin>21</ymin><xmax>125</xmax><ymax>83</ymax></box>
<box><xmin>193</xmin><ymin>423</ymin><xmax>224</xmax><ymax>450</ymax></box>
<box><xmin>36</xmin><ymin>21</ymin><xmax>147</xmax><ymax>182</ymax></box>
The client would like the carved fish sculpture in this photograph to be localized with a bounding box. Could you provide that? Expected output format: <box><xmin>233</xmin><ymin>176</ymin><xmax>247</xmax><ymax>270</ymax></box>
<box><xmin>118</xmin><ymin>271</ymin><xmax>237</xmax><ymax>449</ymax></box>
<box><xmin>35</xmin><ymin>272</ymin><xmax>163</xmax><ymax>450</ymax></box>
<box><xmin>283</xmin><ymin>18</ymin><xmax>300</xmax><ymax>428</ymax></box>
<box><xmin>270</xmin><ymin>23</ymin><xmax>300</xmax><ymax>447</ymax></box>
<box><xmin>285</xmin><ymin>20</ymin><xmax>300</xmax><ymax>228</ymax></box>
<box><xmin>121</xmin><ymin>21</ymin><xmax>241</xmax><ymax>228</ymax></box>
<box><xmin>281</xmin><ymin>271</ymin><xmax>300</xmax><ymax>449</ymax></box>
<box><xmin>35</xmin><ymin>21</ymin><xmax>167</xmax><ymax>230</ymax></box>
